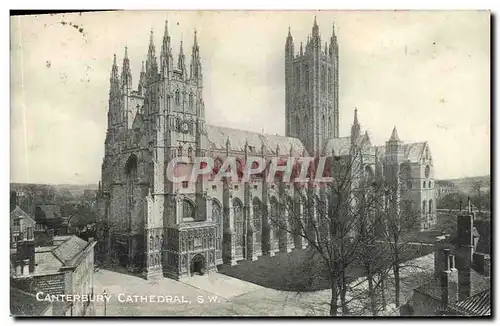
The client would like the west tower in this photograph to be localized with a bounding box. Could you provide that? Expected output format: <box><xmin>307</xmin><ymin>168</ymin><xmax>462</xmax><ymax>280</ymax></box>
<box><xmin>285</xmin><ymin>17</ymin><xmax>339</xmax><ymax>155</ymax></box>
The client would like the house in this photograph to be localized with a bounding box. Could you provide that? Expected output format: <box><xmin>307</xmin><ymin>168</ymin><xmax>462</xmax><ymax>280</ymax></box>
<box><xmin>402</xmin><ymin>209</ymin><xmax>491</xmax><ymax>316</ymax></box>
<box><xmin>10</xmin><ymin>287</ymin><xmax>53</xmax><ymax>316</ymax></box>
<box><xmin>10</xmin><ymin>235</ymin><xmax>96</xmax><ymax>316</ymax></box>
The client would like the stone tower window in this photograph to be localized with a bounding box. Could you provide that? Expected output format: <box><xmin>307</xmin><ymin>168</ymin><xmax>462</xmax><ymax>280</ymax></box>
<box><xmin>296</xmin><ymin>67</ymin><xmax>301</xmax><ymax>91</ymax></box>
<box><xmin>175</xmin><ymin>90</ymin><xmax>180</xmax><ymax>105</ymax></box>
<box><xmin>295</xmin><ymin>116</ymin><xmax>300</xmax><ymax>137</ymax></box>
<box><xmin>233</xmin><ymin>198</ymin><xmax>244</xmax><ymax>247</ymax></box>
<box><xmin>329</xmin><ymin>68</ymin><xmax>333</xmax><ymax>93</ymax></box>
<box><xmin>304</xmin><ymin>65</ymin><xmax>309</xmax><ymax>91</ymax></box>
<box><xmin>253</xmin><ymin>197</ymin><xmax>262</xmax><ymax>245</ymax></box>
<box><xmin>125</xmin><ymin>155</ymin><xmax>138</xmax><ymax>231</ymax></box>
<box><xmin>189</xmin><ymin>93</ymin><xmax>194</xmax><ymax>108</ymax></box>
<box><xmin>422</xmin><ymin>200</ymin><xmax>427</xmax><ymax>214</ymax></box>
<box><xmin>321</xmin><ymin>68</ymin><xmax>326</xmax><ymax>93</ymax></box>
<box><xmin>182</xmin><ymin>199</ymin><xmax>195</xmax><ymax>221</ymax></box>
<box><xmin>425</xmin><ymin>165</ymin><xmax>430</xmax><ymax>178</ymax></box>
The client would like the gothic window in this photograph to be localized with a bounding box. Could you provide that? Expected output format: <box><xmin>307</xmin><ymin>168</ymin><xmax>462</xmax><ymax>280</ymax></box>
<box><xmin>175</xmin><ymin>90</ymin><xmax>180</xmax><ymax>105</ymax></box>
<box><xmin>233</xmin><ymin>198</ymin><xmax>244</xmax><ymax>247</ymax></box>
<box><xmin>270</xmin><ymin>197</ymin><xmax>279</xmax><ymax>240</ymax></box>
<box><xmin>296</xmin><ymin>67</ymin><xmax>301</xmax><ymax>91</ymax></box>
<box><xmin>189</xmin><ymin>93</ymin><xmax>194</xmax><ymax>109</ymax></box>
<box><xmin>212</xmin><ymin>200</ymin><xmax>222</xmax><ymax>251</ymax></box>
<box><xmin>423</xmin><ymin>181</ymin><xmax>426</xmax><ymax>188</ymax></box>
<box><xmin>321</xmin><ymin>114</ymin><xmax>325</xmax><ymax>138</ymax></box>
<box><xmin>125</xmin><ymin>155</ymin><xmax>138</xmax><ymax>231</ymax></box>
<box><xmin>295</xmin><ymin>116</ymin><xmax>300</xmax><ymax>137</ymax></box>
<box><xmin>149</xmin><ymin>235</ymin><xmax>153</xmax><ymax>251</ymax></box>
<box><xmin>183</xmin><ymin>199</ymin><xmax>195</xmax><ymax>221</ymax></box>
<box><xmin>425</xmin><ymin>165</ymin><xmax>430</xmax><ymax>178</ymax></box>
<box><xmin>429</xmin><ymin>199</ymin><xmax>433</xmax><ymax>214</ymax></box>
<box><xmin>329</xmin><ymin>68</ymin><xmax>333</xmax><ymax>93</ymax></box>
<box><xmin>155</xmin><ymin>235</ymin><xmax>160</xmax><ymax>251</ymax></box>
<box><xmin>253</xmin><ymin>198</ymin><xmax>262</xmax><ymax>245</ymax></box>
<box><xmin>364</xmin><ymin>165</ymin><xmax>374</xmax><ymax>180</ymax></box>
<box><xmin>304</xmin><ymin>65</ymin><xmax>309</xmax><ymax>91</ymax></box>
<box><xmin>321</xmin><ymin>68</ymin><xmax>326</xmax><ymax>93</ymax></box>
<box><xmin>304</xmin><ymin>115</ymin><xmax>308</xmax><ymax>144</ymax></box>
<box><xmin>422</xmin><ymin>200</ymin><xmax>427</xmax><ymax>214</ymax></box>
<box><xmin>328</xmin><ymin>116</ymin><xmax>332</xmax><ymax>138</ymax></box>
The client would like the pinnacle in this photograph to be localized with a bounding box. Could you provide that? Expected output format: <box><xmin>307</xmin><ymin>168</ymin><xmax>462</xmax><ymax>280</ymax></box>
<box><xmin>390</xmin><ymin>126</ymin><xmax>400</xmax><ymax>141</ymax></box>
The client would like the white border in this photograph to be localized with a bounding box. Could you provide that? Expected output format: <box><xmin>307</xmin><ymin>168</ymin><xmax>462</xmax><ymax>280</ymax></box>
<box><xmin>3</xmin><ymin>1</ymin><xmax>496</xmax><ymax>326</ymax></box>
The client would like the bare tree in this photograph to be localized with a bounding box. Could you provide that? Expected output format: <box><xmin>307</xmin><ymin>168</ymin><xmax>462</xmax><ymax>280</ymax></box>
<box><xmin>268</xmin><ymin>140</ymin><xmax>385</xmax><ymax>316</ymax></box>
<box><xmin>376</xmin><ymin>177</ymin><xmax>426</xmax><ymax>308</ymax></box>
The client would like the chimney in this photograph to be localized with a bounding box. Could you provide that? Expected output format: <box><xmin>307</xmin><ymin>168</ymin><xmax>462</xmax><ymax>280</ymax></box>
<box><xmin>440</xmin><ymin>249</ymin><xmax>459</xmax><ymax>307</ymax></box>
<box><xmin>456</xmin><ymin>213</ymin><xmax>474</xmax><ymax>300</ymax></box>
<box><xmin>473</xmin><ymin>253</ymin><xmax>490</xmax><ymax>276</ymax></box>
<box><xmin>434</xmin><ymin>235</ymin><xmax>450</xmax><ymax>279</ymax></box>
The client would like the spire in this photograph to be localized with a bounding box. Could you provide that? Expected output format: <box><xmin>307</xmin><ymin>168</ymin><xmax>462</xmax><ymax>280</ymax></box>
<box><xmin>110</xmin><ymin>53</ymin><xmax>118</xmax><ymax>82</ymax></box>
<box><xmin>312</xmin><ymin>15</ymin><xmax>319</xmax><ymax>37</ymax></box>
<box><xmin>351</xmin><ymin>108</ymin><xmax>361</xmax><ymax>142</ymax></box>
<box><xmin>389</xmin><ymin>126</ymin><xmax>400</xmax><ymax>141</ymax></box>
<box><xmin>178</xmin><ymin>40</ymin><xmax>186</xmax><ymax>76</ymax></box>
<box><xmin>190</xmin><ymin>30</ymin><xmax>202</xmax><ymax>83</ymax></box>
<box><xmin>121</xmin><ymin>46</ymin><xmax>132</xmax><ymax>92</ymax></box>
<box><xmin>146</xmin><ymin>29</ymin><xmax>158</xmax><ymax>83</ymax></box>
<box><xmin>138</xmin><ymin>60</ymin><xmax>146</xmax><ymax>96</ymax></box>
<box><xmin>285</xmin><ymin>26</ymin><xmax>294</xmax><ymax>58</ymax></box>
<box><xmin>160</xmin><ymin>20</ymin><xmax>173</xmax><ymax>78</ymax></box>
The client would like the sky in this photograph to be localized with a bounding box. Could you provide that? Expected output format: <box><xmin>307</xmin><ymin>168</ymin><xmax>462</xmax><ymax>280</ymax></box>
<box><xmin>10</xmin><ymin>10</ymin><xmax>490</xmax><ymax>185</ymax></box>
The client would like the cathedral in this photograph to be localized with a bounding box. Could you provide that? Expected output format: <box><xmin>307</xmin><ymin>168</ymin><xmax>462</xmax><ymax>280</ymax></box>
<box><xmin>97</xmin><ymin>18</ymin><xmax>436</xmax><ymax>280</ymax></box>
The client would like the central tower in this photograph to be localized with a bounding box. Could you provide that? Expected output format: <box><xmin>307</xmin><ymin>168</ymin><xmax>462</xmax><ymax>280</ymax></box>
<box><xmin>285</xmin><ymin>17</ymin><xmax>339</xmax><ymax>155</ymax></box>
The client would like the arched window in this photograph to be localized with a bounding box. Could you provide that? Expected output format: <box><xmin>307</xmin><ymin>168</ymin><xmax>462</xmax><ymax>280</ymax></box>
<box><xmin>328</xmin><ymin>117</ymin><xmax>332</xmax><ymax>138</ymax></box>
<box><xmin>183</xmin><ymin>199</ymin><xmax>195</xmax><ymax>221</ymax></box>
<box><xmin>296</xmin><ymin>67</ymin><xmax>301</xmax><ymax>91</ymax></box>
<box><xmin>364</xmin><ymin>165</ymin><xmax>374</xmax><ymax>180</ymax></box>
<box><xmin>321</xmin><ymin>68</ymin><xmax>326</xmax><ymax>93</ymax></box>
<box><xmin>270</xmin><ymin>197</ymin><xmax>279</xmax><ymax>240</ymax></box>
<box><xmin>429</xmin><ymin>199</ymin><xmax>433</xmax><ymax>214</ymax></box>
<box><xmin>253</xmin><ymin>198</ymin><xmax>262</xmax><ymax>245</ymax></box>
<box><xmin>422</xmin><ymin>200</ymin><xmax>427</xmax><ymax>214</ymax></box>
<box><xmin>423</xmin><ymin>181</ymin><xmax>426</xmax><ymax>188</ymax></box>
<box><xmin>189</xmin><ymin>93</ymin><xmax>193</xmax><ymax>108</ymax></box>
<box><xmin>425</xmin><ymin>165</ymin><xmax>430</xmax><ymax>178</ymax></box>
<box><xmin>175</xmin><ymin>90</ymin><xmax>180</xmax><ymax>105</ymax></box>
<box><xmin>429</xmin><ymin>181</ymin><xmax>432</xmax><ymax>188</ymax></box>
<box><xmin>304</xmin><ymin>115</ymin><xmax>308</xmax><ymax>144</ymax></box>
<box><xmin>321</xmin><ymin>114</ymin><xmax>325</xmax><ymax>138</ymax></box>
<box><xmin>328</xmin><ymin>68</ymin><xmax>333</xmax><ymax>93</ymax></box>
<box><xmin>233</xmin><ymin>198</ymin><xmax>244</xmax><ymax>247</ymax></box>
<box><xmin>125</xmin><ymin>155</ymin><xmax>138</xmax><ymax>231</ymax></box>
<box><xmin>212</xmin><ymin>200</ymin><xmax>222</xmax><ymax>252</ymax></box>
<box><xmin>304</xmin><ymin>65</ymin><xmax>309</xmax><ymax>91</ymax></box>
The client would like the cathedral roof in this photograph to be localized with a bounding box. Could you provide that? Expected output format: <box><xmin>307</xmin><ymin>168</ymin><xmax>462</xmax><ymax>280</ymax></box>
<box><xmin>322</xmin><ymin>136</ymin><xmax>351</xmax><ymax>156</ymax></box>
<box><xmin>376</xmin><ymin>142</ymin><xmax>428</xmax><ymax>163</ymax></box>
<box><xmin>404</xmin><ymin>142</ymin><xmax>427</xmax><ymax>162</ymax></box>
<box><xmin>205</xmin><ymin>124</ymin><xmax>307</xmax><ymax>156</ymax></box>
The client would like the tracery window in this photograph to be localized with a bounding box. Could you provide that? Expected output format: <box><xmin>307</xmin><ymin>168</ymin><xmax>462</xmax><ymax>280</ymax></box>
<box><xmin>233</xmin><ymin>198</ymin><xmax>244</xmax><ymax>247</ymax></box>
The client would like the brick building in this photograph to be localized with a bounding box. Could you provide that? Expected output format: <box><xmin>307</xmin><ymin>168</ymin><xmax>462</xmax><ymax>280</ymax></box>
<box><xmin>10</xmin><ymin>233</ymin><xmax>96</xmax><ymax>316</ymax></box>
<box><xmin>402</xmin><ymin>209</ymin><xmax>491</xmax><ymax>316</ymax></box>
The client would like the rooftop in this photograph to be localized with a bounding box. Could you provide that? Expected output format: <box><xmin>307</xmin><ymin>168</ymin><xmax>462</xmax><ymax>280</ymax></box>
<box><xmin>10</xmin><ymin>287</ymin><xmax>51</xmax><ymax>316</ymax></box>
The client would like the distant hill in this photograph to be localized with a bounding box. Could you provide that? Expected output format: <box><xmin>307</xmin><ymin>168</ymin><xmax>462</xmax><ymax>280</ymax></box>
<box><xmin>437</xmin><ymin>175</ymin><xmax>490</xmax><ymax>195</ymax></box>
<box><xmin>10</xmin><ymin>183</ymin><xmax>98</xmax><ymax>197</ymax></box>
